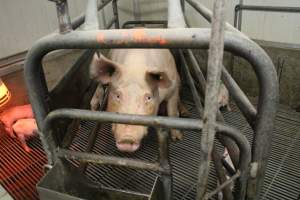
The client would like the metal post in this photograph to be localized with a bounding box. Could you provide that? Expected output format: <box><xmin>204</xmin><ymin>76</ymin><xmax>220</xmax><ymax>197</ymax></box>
<box><xmin>50</xmin><ymin>0</ymin><xmax>72</xmax><ymax>33</ymax></box>
<box><xmin>84</xmin><ymin>0</ymin><xmax>100</xmax><ymax>30</ymax></box>
<box><xmin>238</xmin><ymin>0</ymin><xmax>244</xmax><ymax>31</ymax></box>
<box><xmin>168</xmin><ymin>0</ymin><xmax>186</xmax><ymax>28</ymax></box>
<box><xmin>112</xmin><ymin>0</ymin><xmax>120</xmax><ymax>28</ymax></box>
<box><xmin>196</xmin><ymin>0</ymin><xmax>226</xmax><ymax>198</ymax></box>
<box><xmin>158</xmin><ymin>129</ymin><xmax>172</xmax><ymax>200</ymax></box>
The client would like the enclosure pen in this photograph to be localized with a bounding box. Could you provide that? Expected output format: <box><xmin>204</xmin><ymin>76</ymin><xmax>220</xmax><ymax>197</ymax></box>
<box><xmin>22</xmin><ymin>0</ymin><xmax>279</xmax><ymax>199</ymax></box>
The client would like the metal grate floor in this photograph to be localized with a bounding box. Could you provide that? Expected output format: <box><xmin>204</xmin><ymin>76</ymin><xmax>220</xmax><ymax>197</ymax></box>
<box><xmin>66</xmin><ymin>100</ymin><xmax>300</xmax><ymax>200</ymax></box>
<box><xmin>0</xmin><ymin>134</ymin><xmax>47</xmax><ymax>200</ymax></box>
<box><xmin>0</xmin><ymin>101</ymin><xmax>299</xmax><ymax>200</ymax></box>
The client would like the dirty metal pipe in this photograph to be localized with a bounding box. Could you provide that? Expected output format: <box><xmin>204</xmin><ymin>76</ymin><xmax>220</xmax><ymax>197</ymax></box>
<box><xmin>57</xmin><ymin>149</ymin><xmax>165</xmax><ymax>172</ymax></box>
<box><xmin>168</xmin><ymin>0</ymin><xmax>186</xmax><ymax>28</ymax></box>
<box><xmin>50</xmin><ymin>0</ymin><xmax>72</xmax><ymax>33</ymax></box>
<box><xmin>196</xmin><ymin>0</ymin><xmax>226</xmax><ymax>199</ymax></box>
<box><xmin>112</xmin><ymin>0</ymin><xmax>120</xmax><ymax>29</ymax></box>
<box><xmin>158</xmin><ymin>129</ymin><xmax>172</xmax><ymax>200</ymax></box>
<box><xmin>84</xmin><ymin>0</ymin><xmax>100</xmax><ymax>30</ymax></box>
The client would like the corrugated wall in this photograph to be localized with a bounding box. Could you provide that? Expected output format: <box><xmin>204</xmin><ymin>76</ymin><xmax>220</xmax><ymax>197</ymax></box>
<box><xmin>0</xmin><ymin>0</ymin><xmax>299</xmax><ymax>59</ymax></box>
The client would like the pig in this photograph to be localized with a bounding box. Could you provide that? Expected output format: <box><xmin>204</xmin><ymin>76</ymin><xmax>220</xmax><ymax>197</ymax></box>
<box><xmin>90</xmin><ymin>49</ymin><xmax>182</xmax><ymax>152</ymax></box>
<box><xmin>12</xmin><ymin>118</ymin><xmax>38</xmax><ymax>152</ymax></box>
<box><xmin>0</xmin><ymin>104</ymin><xmax>34</xmax><ymax>138</ymax></box>
<box><xmin>218</xmin><ymin>83</ymin><xmax>231</xmax><ymax>111</ymax></box>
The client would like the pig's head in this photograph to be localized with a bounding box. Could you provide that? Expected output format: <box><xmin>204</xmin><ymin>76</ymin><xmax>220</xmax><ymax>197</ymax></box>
<box><xmin>90</xmin><ymin>53</ymin><xmax>171</xmax><ymax>152</ymax></box>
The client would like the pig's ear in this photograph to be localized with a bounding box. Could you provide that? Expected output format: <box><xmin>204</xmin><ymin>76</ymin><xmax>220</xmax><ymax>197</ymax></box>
<box><xmin>90</xmin><ymin>53</ymin><xmax>119</xmax><ymax>84</ymax></box>
<box><xmin>146</xmin><ymin>71</ymin><xmax>171</xmax><ymax>88</ymax></box>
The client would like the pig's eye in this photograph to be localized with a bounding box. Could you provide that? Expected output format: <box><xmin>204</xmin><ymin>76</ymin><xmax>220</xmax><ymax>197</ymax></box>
<box><xmin>145</xmin><ymin>94</ymin><xmax>153</xmax><ymax>102</ymax></box>
<box><xmin>113</xmin><ymin>91</ymin><xmax>121</xmax><ymax>101</ymax></box>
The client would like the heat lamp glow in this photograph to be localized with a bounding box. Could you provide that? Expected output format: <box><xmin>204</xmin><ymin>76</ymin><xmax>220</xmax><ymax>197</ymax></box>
<box><xmin>0</xmin><ymin>79</ymin><xmax>10</xmax><ymax>107</ymax></box>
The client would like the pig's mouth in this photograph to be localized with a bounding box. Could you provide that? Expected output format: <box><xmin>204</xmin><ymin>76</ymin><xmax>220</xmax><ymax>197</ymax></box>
<box><xmin>116</xmin><ymin>140</ymin><xmax>140</xmax><ymax>152</ymax></box>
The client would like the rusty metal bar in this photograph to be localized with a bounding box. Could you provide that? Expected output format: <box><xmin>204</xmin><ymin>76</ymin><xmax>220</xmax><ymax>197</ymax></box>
<box><xmin>196</xmin><ymin>0</ymin><xmax>226</xmax><ymax>199</ymax></box>
<box><xmin>50</xmin><ymin>0</ymin><xmax>72</xmax><ymax>33</ymax></box>
<box><xmin>84</xmin><ymin>0</ymin><xmax>100</xmax><ymax>30</ymax></box>
<box><xmin>112</xmin><ymin>0</ymin><xmax>120</xmax><ymax>28</ymax></box>
<box><xmin>57</xmin><ymin>149</ymin><xmax>164</xmax><ymax>172</ymax></box>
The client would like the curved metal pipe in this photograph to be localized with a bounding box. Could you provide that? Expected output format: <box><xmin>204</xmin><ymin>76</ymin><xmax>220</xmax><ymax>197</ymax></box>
<box><xmin>24</xmin><ymin>28</ymin><xmax>278</xmax><ymax>198</ymax></box>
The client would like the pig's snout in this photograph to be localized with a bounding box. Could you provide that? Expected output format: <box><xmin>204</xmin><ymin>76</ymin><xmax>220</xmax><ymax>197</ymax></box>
<box><xmin>116</xmin><ymin>137</ymin><xmax>140</xmax><ymax>152</ymax></box>
<box><xmin>113</xmin><ymin>124</ymin><xmax>146</xmax><ymax>152</ymax></box>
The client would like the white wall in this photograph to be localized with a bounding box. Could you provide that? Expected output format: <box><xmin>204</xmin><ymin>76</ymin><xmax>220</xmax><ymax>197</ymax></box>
<box><xmin>185</xmin><ymin>0</ymin><xmax>300</xmax><ymax>45</ymax></box>
<box><xmin>0</xmin><ymin>0</ymin><xmax>299</xmax><ymax>58</ymax></box>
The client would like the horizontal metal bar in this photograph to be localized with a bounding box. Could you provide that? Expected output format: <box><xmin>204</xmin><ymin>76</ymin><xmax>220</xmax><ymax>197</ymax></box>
<box><xmin>236</xmin><ymin>5</ymin><xmax>300</xmax><ymax>13</ymax></box>
<box><xmin>43</xmin><ymin>109</ymin><xmax>251</xmax><ymax>166</ymax></box>
<box><xmin>57</xmin><ymin>148</ymin><xmax>164</xmax><ymax>172</ymax></box>
<box><xmin>72</xmin><ymin>0</ymin><xmax>113</xmax><ymax>30</ymax></box>
<box><xmin>122</xmin><ymin>20</ymin><xmax>167</xmax><ymax>28</ymax></box>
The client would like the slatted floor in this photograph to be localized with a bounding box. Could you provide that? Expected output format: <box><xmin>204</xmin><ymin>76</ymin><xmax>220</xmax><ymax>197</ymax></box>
<box><xmin>0</xmin><ymin>101</ymin><xmax>299</xmax><ymax>199</ymax></box>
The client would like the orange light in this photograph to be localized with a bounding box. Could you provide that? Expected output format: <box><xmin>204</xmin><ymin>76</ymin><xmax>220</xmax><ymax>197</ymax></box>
<box><xmin>0</xmin><ymin>79</ymin><xmax>11</xmax><ymax>107</ymax></box>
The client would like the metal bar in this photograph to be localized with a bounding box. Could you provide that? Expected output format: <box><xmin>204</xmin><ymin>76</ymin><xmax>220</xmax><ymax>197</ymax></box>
<box><xmin>78</xmin><ymin>88</ymin><xmax>109</xmax><ymax>172</ymax></box>
<box><xmin>184</xmin><ymin>0</ymin><xmax>248</xmax><ymax>39</ymax></box>
<box><xmin>168</xmin><ymin>0</ymin><xmax>186</xmax><ymax>28</ymax></box>
<box><xmin>185</xmin><ymin>49</ymin><xmax>241</xmax><ymax>168</ymax></box>
<box><xmin>50</xmin><ymin>0</ymin><xmax>72</xmax><ymax>33</ymax></box>
<box><xmin>84</xmin><ymin>0</ymin><xmax>100</xmax><ymax>30</ymax></box>
<box><xmin>122</xmin><ymin>20</ymin><xmax>167</xmax><ymax>28</ymax></box>
<box><xmin>106</xmin><ymin>17</ymin><xmax>116</xmax><ymax>29</ymax></box>
<box><xmin>212</xmin><ymin>148</ymin><xmax>234</xmax><ymax>200</ymax></box>
<box><xmin>204</xmin><ymin>171</ymin><xmax>241</xmax><ymax>200</ymax></box>
<box><xmin>236</xmin><ymin>5</ymin><xmax>300</xmax><ymax>13</ymax></box>
<box><xmin>221</xmin><ymin>67</ymin><xmax>257</xmax><ymax>125</ymax></box>
<box><xmin>24</xmin><ymin>29</ymin><xmax>278</xmax><ymax>195</ymax></box>
<box><xmin>57</xmin><ymin>149</ymin><xmax>164</xmax><ymax>172</ymax></box>
<box><xmin>112</xmin><ymin>0</ymin><xmax>120</xmax><ymax>29</ymax></box>
<box><xmin>43</xmin><ymin>109</ymin><xmax>251</xmax><ymax>165</ymax></box>
<box><xmin>72</xmin><ymin>0</ymin><xmax>113</xmax><ymax>30</ymax></box>
<box><xmin>196</xmin><ymin>0</ymin><xmax>226</xmax><ymax>198</ymax></box>
<box><xmin>237</xmin><ymin>0</ymin><xmax>244</xmax><ymax>31</ymax></box>
<box><xmin>180</xmin><ymin>51</ymin><xmax>203</xmax><ymax>115</ymax></box>
<box><xmin>157</xmin><ymin>129</ymin><xmax>172</xmax><ymax>200</ymax></box>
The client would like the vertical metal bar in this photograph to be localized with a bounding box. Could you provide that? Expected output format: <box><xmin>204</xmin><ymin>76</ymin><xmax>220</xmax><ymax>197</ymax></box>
<box><xmin>158</xmin><ymin>129</ymin><xmax>172</xmax><ymax>200</ymax></box>
<box><xmin>84</xmin><ymin>0</ymin><xmax>100</xmax><ymax>30</ymax></box>
<box><xmin>238</xmin><ymin>0</ymin><xmax>244</xmax><ymax>31</ymax></box>
<box><xmin>168</xmin><ymin>0</ymin><xmax>186</xmax><ymax>28</ymax></box>
<box><xmin>180</xmin><ymin>51</ymin><xmax>203</xmax><ymax>115</ymax></box>
<box><xmin>196</xmin><ymin>0</ymin><xmax>226</xmax><ymax>199</ymax></box>
<box><xmin>212</xmin><ymin>148</ymin><xmax>234</xmax><ymax>200</ymax></box>
<box><xmin>112</xmin><ymin>0</ymin><xmax>120</xmax><ymax>29</ymax></box>
<box><xmin>51</xmin><ymin>0</ymin><xmax>72</xmax><ymax>33</ymax></box>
